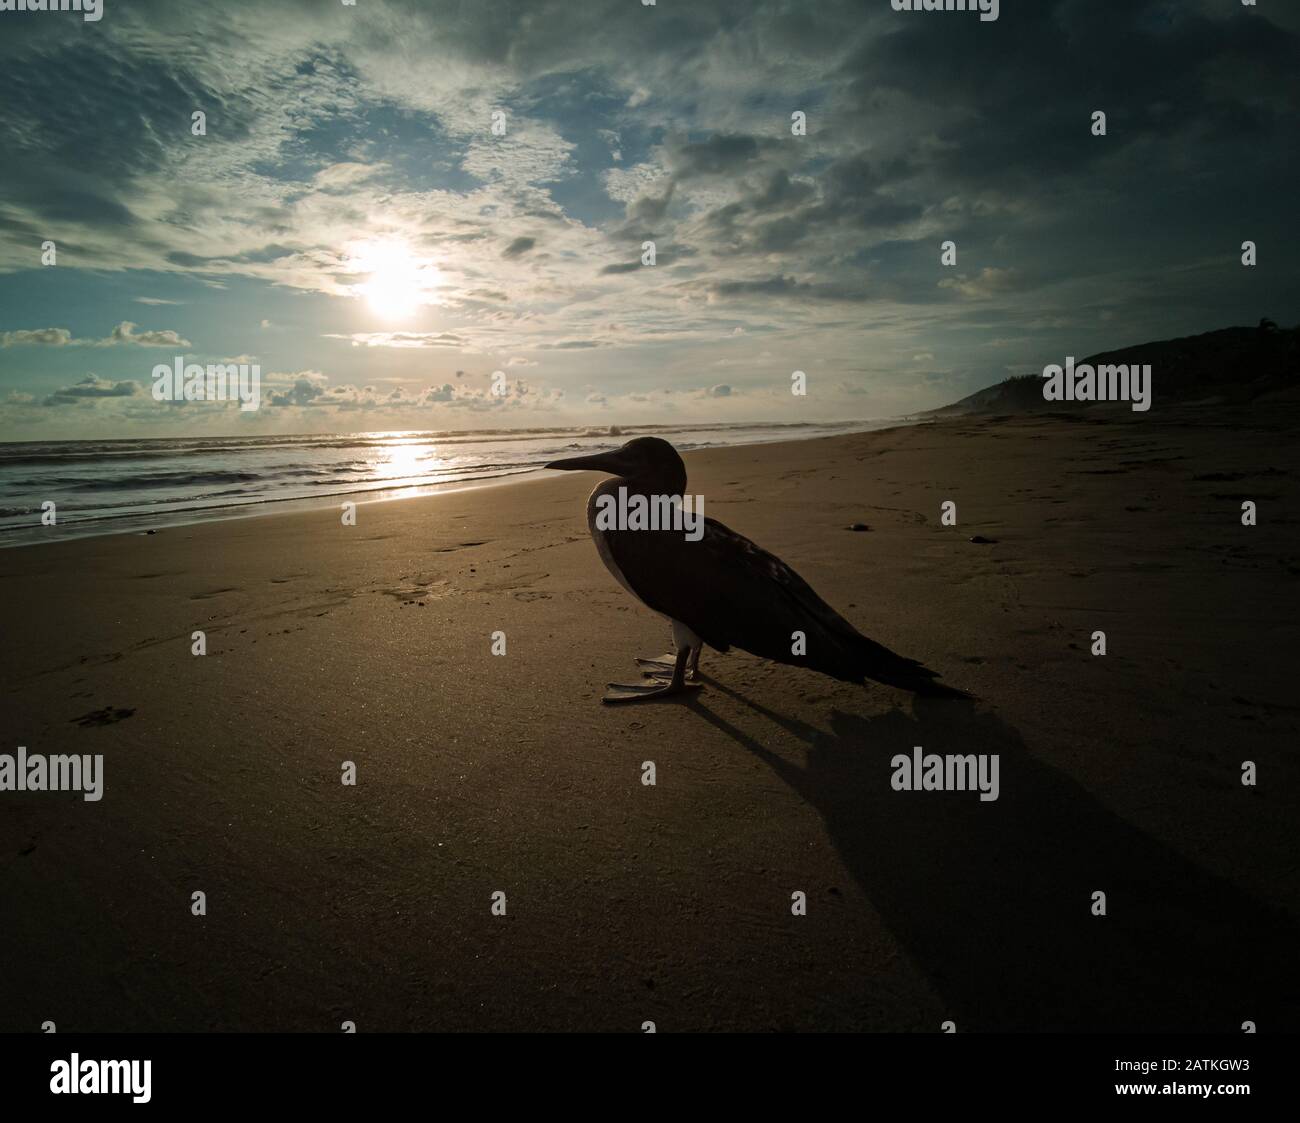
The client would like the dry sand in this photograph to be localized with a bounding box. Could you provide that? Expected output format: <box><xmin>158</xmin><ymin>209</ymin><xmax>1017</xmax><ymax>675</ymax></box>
<box><xmin>2</xmin><ymin>405</ymin><xmax>1297</xmax><ymax>1031</ymax></box>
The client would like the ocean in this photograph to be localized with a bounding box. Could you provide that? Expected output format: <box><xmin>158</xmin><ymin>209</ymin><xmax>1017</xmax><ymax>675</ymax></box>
<box><xmin>0</xmin><ymin>419</ymin><xmax>903</xmax><ymax>547</ymax></box>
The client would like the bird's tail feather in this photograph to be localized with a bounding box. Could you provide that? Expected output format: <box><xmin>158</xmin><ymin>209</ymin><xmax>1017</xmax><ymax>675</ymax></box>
<box><xmin>853</xmin><ymin>636</ymin><xmax>974</xmax><ymax>699</ymax></box>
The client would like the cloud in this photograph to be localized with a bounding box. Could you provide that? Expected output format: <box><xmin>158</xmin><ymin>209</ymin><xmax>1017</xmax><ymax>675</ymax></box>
<box><xmin>836</xmin><ymin>380</ymin><xmax>873</xmax><ymax>396</ymax></box>
<box><xmin>267</xmin><ymin>377</ymin><xmax>327</xmax><ymax>407</ymax></box>
<box><xmin>0</xmin><ymin>0</ymin><xmax>1295</xmax><ymax>433</ymax></box>
<box><xmin>43</xmin><ymin>375</ymin><xmax>142</xmax><ymax>406</ymax></box>
<box><xmin>263</xmin><ymin>369</ymin><xmax>326</xmax><ymax>388</ymax></box>
<box><xmin>664</xmin><ymin>134</ymin><xmax>766</xmax><ymax>180</ymax></box>
<box><xmin>706</xmin><ymin>275</ymin><xmax>875</xmax><ymax>303</ymax></box>
<box><xmin>103</xmin><ymin>321</ymin><xmax>192</xmax><ymax>347</ymax></box>
<box><xmin>502</xmin><ymin>236</ymin><xmax>536</xmax><ymax>258</ymax></box>
<box><xmin>2</xmin><ymin>322</ymin><xmax>191</xmax><ymax>348</ymax></box>
<box><xmin>325</xmin><ymin>332</ymin><xmax>466</xmax><ymax>349</ymax></box>
<box><xmin>251</xmin><ymin>370</ymin><xmax>562</xmax><ymax>415</ymax></box>
<box><xmin>2</xmin><ymin>328</ymin><xmax>73</xmax><ymax>348</ymax></box>
<box><xmin>314</xmin><ymin>162</ymin><xmax>388</xmax><ymax>190</ymax></box>
<box><xmin>937</xmin><ymin>268</ymin><xmax>1025</xmax><ymax>300</ymax></box>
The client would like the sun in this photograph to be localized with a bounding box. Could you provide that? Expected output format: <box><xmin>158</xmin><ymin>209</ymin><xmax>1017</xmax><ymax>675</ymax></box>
<box><xmin>349</xmin><ymin>239</ymin><xmax>442</xmax><ymax>321</ymax></box>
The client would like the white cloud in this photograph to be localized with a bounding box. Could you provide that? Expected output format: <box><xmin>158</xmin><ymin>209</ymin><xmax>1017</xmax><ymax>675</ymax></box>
<box><xmin>3</xmin><ymin>323</ymin><xmax>191</xmax><ymax>348</ymax></box>
<box><xmin>43</xmin><ymin>374</ymin><xmax>142</xmax><ymax>406</ymax></box>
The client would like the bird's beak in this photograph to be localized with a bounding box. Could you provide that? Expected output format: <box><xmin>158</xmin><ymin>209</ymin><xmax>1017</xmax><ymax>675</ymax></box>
<box><xmin>544</xmin><ymin>449</ymin><xmax>633</xmax><ymax>474</ymax></box>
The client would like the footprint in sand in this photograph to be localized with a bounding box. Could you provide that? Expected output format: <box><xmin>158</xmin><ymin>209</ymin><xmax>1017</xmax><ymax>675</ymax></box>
<box><xmin>71</xmin><ymin>706</ymin><xmax>136</xmax><ymax>727</ymax></box>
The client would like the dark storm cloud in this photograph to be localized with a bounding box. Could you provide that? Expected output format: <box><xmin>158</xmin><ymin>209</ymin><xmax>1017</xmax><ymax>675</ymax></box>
<box><xmin>750</xmin><ymin>170</ymin><xmax>817</xmax><ymax>211</ymax></box>
<box><xmin>842</xmin><ymin>0</ymin><xmax>1299</xmax><ymax>187</ymax></box>
<box><xmin>699</xmin><ymin>154</ymin><xmax>925</xmax><ymax>257</ymax></box>
<box><xmin>665</xmin><ymin>134</ymin><xmax>766</xmax><ymax>179</ymax></box>
<box><xmin>502</xmin><ymin>237</ymin><xmax>536</xmax><ymax>258</ymax></box>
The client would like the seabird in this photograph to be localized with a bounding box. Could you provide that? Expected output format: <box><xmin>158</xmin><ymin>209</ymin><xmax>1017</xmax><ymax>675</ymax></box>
<box><xmin>545</xmin><ymin>436</ymin><xmax>969</xmax><ymax>703</ymax></box>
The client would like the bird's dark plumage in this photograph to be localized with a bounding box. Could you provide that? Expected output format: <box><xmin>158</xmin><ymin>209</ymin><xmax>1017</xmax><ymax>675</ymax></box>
<box><xmin>604</xmin><ymin>513</ymin><xmax>966</xmax><ymax>696</ymax></box>
<box><xmin>546</xmin><ymin>435</ymin><xmax>968</xmax><ymax>698</ymax></box>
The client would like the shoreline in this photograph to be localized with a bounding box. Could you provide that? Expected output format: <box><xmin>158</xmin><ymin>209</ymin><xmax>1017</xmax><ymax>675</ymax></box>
<box><xmin>0</xmin><ymin>463</ymin><xmax>549</xmax><ymax>550</ymax></box>
<box><xmin>0</xmin><ymin>418</ymin><xmax>929</xmax><ymax>550</ymax></box>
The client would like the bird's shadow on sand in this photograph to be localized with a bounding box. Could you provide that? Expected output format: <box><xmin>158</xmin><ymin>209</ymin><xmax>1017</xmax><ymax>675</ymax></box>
<box><xmin>690</xmin><ymin>680</ymin><xmax>1298</xmax><ymax>1032</ymax></box>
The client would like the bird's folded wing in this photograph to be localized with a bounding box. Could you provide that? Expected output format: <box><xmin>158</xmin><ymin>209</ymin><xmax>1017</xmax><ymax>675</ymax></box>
<box><xmin>604</xmin><ymin>517</ymin><xmax>867</xmax><ymax>660</ymax></box>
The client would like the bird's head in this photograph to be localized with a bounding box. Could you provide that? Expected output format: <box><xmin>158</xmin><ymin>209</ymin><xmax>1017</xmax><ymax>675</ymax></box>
<box><xmin>545</xmin><ymin>436</ymin><xmax>685</xmax><ymax>488</ymax></box>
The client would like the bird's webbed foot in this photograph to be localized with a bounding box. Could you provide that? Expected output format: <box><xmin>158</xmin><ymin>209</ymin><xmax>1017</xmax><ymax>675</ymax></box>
<box><xmin>604</xmin><ymin>648</ymin><xmax>701</xmax><ymax>702</ymax></box>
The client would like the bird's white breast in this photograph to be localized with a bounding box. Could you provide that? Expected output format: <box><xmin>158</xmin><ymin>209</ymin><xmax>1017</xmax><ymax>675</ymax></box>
<box><xmin>584</xmin><ymin>480</ymin><xmax>702</xmax><ymax>651</ymax></box>
<box><xmin>586</xmin><ymin>481</ymin><xmax>643</xmax><ymax>603</ymax></box>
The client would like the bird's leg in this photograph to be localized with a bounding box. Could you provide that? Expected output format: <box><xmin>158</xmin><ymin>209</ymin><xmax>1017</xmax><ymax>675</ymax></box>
<box><xmin>636</xmin><ymin>644</ymin><xmax>701</xmax><ymax>682</ymax></box>
<box><xmin>636</xmin><ymin>625</ymin><xmax>680</xmax><ymax>679</ymax></box>
<box><xmin>604</xmin><ymin>646</ymin><xmax>702</xmax><ymax>703</ymax></box>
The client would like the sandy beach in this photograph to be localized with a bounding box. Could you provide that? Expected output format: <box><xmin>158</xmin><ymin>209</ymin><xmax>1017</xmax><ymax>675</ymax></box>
<box><xmin>2</xmin><ymin>405</ymin><xmax>1297</xmax><ymax>1032</ymax></box>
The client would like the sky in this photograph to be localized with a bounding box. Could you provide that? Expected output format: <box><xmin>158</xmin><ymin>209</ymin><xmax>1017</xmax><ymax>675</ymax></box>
<box><xmin>0</xmin><ymin>0</ymin><xmax>1295</xmax><ymax>440</ymax></box>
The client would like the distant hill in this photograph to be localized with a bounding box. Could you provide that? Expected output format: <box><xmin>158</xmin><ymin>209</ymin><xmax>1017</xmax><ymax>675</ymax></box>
<box><xmin>930</xmin><ymin>322</ymin><xmax>1299</xmax><ymax>415</ymax></box>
